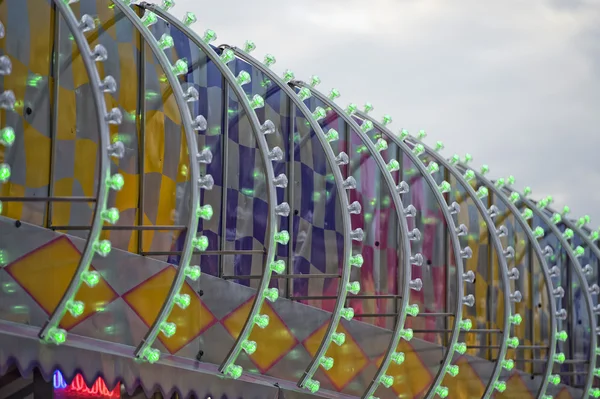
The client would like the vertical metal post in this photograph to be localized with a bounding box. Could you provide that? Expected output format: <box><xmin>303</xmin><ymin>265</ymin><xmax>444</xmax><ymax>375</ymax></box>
<box><xmin>566</xmin><ymin>250</ymin><xmax>574</xmax><ymax>386</ymax></box>
<box><xmin>135</xmin><ymin>6</ymin><xmax>146</xmax><ymax>254</ymax></box>
<box><xmin>486</xmin><ymin>192</ymin><xmax>494</xmax><ymax>361</ymax></box>
<box><xmin>394</xmin><ymin>145</ymin><xmax>403</xmax><ymax>317</ymax></box>
<box><xmin>46</xmin><ymin>2</ymin><xmax>60</xmax><ymax>228</ymax></box>
<box><xmin>218</xmin><ymin>80</ymin><xmax>229</xmax><ymax>278</ymax></box>
<box><xmin>443</xmin><ymin>167</ymin><xmax>451</xmax><ymax>347</ymax></box>
<box><xmin>527</xmin><ymin>237</ymin><xmax>534</xmax><ymax>374</ymax></box>
<box><xmin>286</xmin><ymin>101</ymin><xmax>296</xmax><ymax>299</ymax></box>
<box><xmin>345</xmin><ymin>120</ymin><xmax>352</xmax><ymax>309</ymax></box>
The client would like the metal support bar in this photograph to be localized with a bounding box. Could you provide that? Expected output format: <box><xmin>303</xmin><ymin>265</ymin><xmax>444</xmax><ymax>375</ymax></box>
<box><xmin>143</xmin><ymin>249</ymin><xmax>263</xmax><ymax>256</ymax></box>
<box><xmin>49</xmin><ymin>225</ymin><xmax>187</xmax><ymax>231</ymax></box>
<box><xmin>218</xmin><ymin>79</ymin><xmax>229</xmax><ymax>278</ymax></box>
<box><xmin>0</xmin><ymin>196</ymin><xmax>96</xmax><ymax>202</ymax></box>
<box><xmin>222</xmin><ymin>273</ymin><xmax>340</xmax><ymax>280</ymax></box>
<box><xmin>291</xmin><ymin>294</ymin><xmax>402</xmax><ymax>300</ymax></box>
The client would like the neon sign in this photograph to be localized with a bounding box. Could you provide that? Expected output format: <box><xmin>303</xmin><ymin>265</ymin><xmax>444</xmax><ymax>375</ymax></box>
<box><xmin>53</xmin><ymin>370</ymin><xmax>120</xmax><ymax>398</ymax></box>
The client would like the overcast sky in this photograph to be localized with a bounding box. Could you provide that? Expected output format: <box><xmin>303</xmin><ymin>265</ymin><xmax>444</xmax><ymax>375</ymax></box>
<box><xmin>169</xmin><ymin>0</ymin><xmax>600</xmax><ymax>227</ymax></box>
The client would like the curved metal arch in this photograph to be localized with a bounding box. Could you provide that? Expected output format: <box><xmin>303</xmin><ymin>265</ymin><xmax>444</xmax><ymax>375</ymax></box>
<box><xmin>290</xmin><ymin>81</ymin><xmax>414</xmax><ymax>392</ymax></box>
<box><xmin>458</xmin><ymin>168</ymin><xmax>559</xmax><ymax>399</ymax></box>
<box><xmin>139</xmin><ymin>4</ymin><xmax>284</xmax><ymax>376</ymax></box>
<box><xmin>110</xmin><ymin>0</ymin><xmax>202</xmax><ymax>360</ymax></box>
<box><xmin>506</xmin><ymin>188</ymin><xmax>598</xmax><ymax>399</ymax></box>
<box><xmin>407</xmin><ymin>138</ymin><xmax>513</xmax><ymax>398</ymax></box>
<box><xmin>354</xmin><ymin>111</ymin><xmax>467</xmax><ymax>399</ymax></box>
<box><xmin>226</xmin><ymin>43</ymin><xmax>355</xmax><ymax>375</ymax></box>
<box><xmin>39</xmin><ymin>0</ymin><xmax>120</xmax><ymax>341</ymax></box>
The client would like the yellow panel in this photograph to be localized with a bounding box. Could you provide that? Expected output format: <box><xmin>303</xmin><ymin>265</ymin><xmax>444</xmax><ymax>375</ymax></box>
<box><xmin>162</xmin><ymin>91</ymin><xmax>181</xmax><ymax>127</ymax></box>
<box><xmin>73</xmin><ymin>139</ymin><xmax>98</xmax><ymax>198</ymax></box>
<box><xmin>0</xmin><ymin>183</ymin><xmax>25</xmax><ymax>219</ymax></box>
<box><xmin>117</xmin><ymin>43</ymin><xmax>139</xmax><ymax>112</ymax></box>
<box><xmin>304</xmin><ymin>323</ymin><xmax>368</xmax><ymax>390</ymax></box>
<box><xmin>26</xmin><ymin>0</ymin><xmax>53</xmax><ymax>76</ymax></box>
<box><xmin>442</xmin><ymin>357</ymin><xmax>485</xmax><ymax>399</ymax></box>
<box><xmin>52</xmin><ymin>177</ymin><xmax>74</xmax><ymax>227</ymax></box>
<box><xmin>23</xmin><ymin>122</ymin><xmax>51</xmax><ymax>188</ymax></box>
<box><xmin>5</xmin><ymin>55</ymin><xmax>28</xmax><ymax>114</ymax></box>
<box><xmin>96</xmin><ymin>3</ymin><xmax>117</xmax><ymax>42</ymax></box>
<box><xmin>223</xmin><ymin>299</ymin><xmax>297</xmax><ymax>372</ymax></box>
<box><xmin>71</xmin><ymin>35</ymin><xmax>89</xmax><ymax>90</ymax></box>
<box><xmin>122</xmin><ymin>266</ymin><xmax>215</xmax><ymax>354</ymax></box>
<box><xmin>495</xmin><ymin>373</ymin><xmax>533</xmax><ymax>399</ymax></box>
<box><xmin>176</xmin><ymin>126</ymin><xmax>191</xmax><ymax>184</ymax></box>
<box><xmin>56</xmin><ymin>84</ymin><xmax>77</xmax><ymax>140</ymax></box>
<box><xmin>5</xmin><ymin>236</ymin><xmax>117</xmax><ymax>330</ymax></box>
<box><xmin>374</xmin><ymin>340</ymin><xmax>432</xmax><ymax>397</ymax></box>
<box><xmin>556</xmin><ymin>388</ymin><xmax>573</xmax><ymax>399</ymax></box>
<box><xmin>156</xmin><ymin>174</ymin><xmax>176</xmax><ymax>226</ymax></box>
<box><xmin>114</xmin><ymin>170</ymin><xmax>139</xmax><ymax>211</ymax></box>
<box><xmin>144</xmin><ymin>110</ymin><xmax>165</xmax><ymax>174</ymax></box>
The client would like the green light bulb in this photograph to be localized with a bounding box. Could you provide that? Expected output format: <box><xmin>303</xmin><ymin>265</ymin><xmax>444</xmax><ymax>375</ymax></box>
<box><xmin>507</xmin><ymin>175</ymin><xmax>515</xmax><ymax>185</ymax></box>
<box><xmin>254</xmin><ymin>314</ymin><xmax>269</xmax><ymax>328</ymax></box>
<box><xmin>509</xmin><ymin>192</ymin><xmax>520</xmax><ymax>203</ymax></box>
<box><xmin>345</xmin><ymin>103</ymin><xmax>357</xmax><ymax>115</ymax></box>
<box><xmin>201</xmin><ymin>29</ymin><xmax>217</xmax><ymax>43</ymax></box>
<box><xmin>386</xmin><ymin>159</ymin><xmax>400</xmax><ymax>173</ymax></box>
<box><xmin>225</xmin><ymin>364</ymin><xmax>243</xmax><ymax>379</ymax></box>
<box><xmin>263</xmin><ymin>287</ymin><xmax>279</xmax><ymax>303</ymax></box>
<box><xmin>270</xmin><ymin>260</ymin><xmax>285</xmax><ymax>274</ymax></box>
<box><xmin>361</xmin><ymin>120</ymin><xmax>374</xmax><ymax>133</ymax></box>
<box><xmin>249</xmin><ymin>94</ymin><xmax>265</xmax><ymax>110</ymax></box>
<box><xmin>454</xmin><ymin>342</ymin><xmax>467</xmax><ymax>355</ymax></box>
<box><xmin>340</xmin><ymin>307</ymin><xmax>354</xmax><ymax>321</ymax></box>
<box><xmin>400</xmin><ymin>328</ymin><xmax>413</xmax><ymax>341</ymax></box>
<box><xmin>263</xmin><ymin>54</ymin><xmax>276</xmax><ymax>67</ymax></box>
<box><xmin>141</xmin><ymin>11</ymin><xmax>157</xmax><ymax>27</ymax></box>
<box><xmin>182</xmin><ymin>12</ymin><xmax>197</xmax><ymax>26</ymax></box>
<box><xmin>562</xmin><ymin>205</ymin><xmax>571</xmax><ymax>215</ymax></box>
<box><xmin>427</xmin><ymin>161</ymin><xmax>439</xmax><ymax>174</ymax></box>
<box><xmin>391</xmin><ymin>351</ymin><xmax>405</xmax><ymax>364</ymax></box>
<box><xmin>463</xmin><ymin>170</ymin><xmax>475</xmax><ymax>181</ymax></box>
<box><xmin>107</xmin><ymin>173</ymin><xmax>124</xmax><ymax>191</ymax></box>
<box><xmin>380</xmin><ymin>375</ymin><xmax>394</xmax><ymax>388</ymax></box>
<box><xmin>364</xmin><ymin>102</ymin><xmax>374</xmax><ymax>113</ymax></box>
<box><xmin>449</xmin><ymin>154</ymin><xmax>460</xmax><ymax>164</ymax></box>
<box><xmin>196</xmin><ymin>204</ymin><xmax>213</xmax><ymax>220</ymax></box>
<box><xmin>590</xmin><ymin>388</ymin><xmax>600</xmax><ymax>398</ymax></box>
<box><xmin>413</xmin><ymin>144</ymin><xmax>425</xmax><ymax>156</ymax></box>
<box><xmin>220</xmin><ymin>49</ymin><xmax>235</xmax><ymax>64</ymax></box>
<box><xmin>574</xmin><ymin>246</ymin><xmax>585</xmax><ymax>257</ymax></box>
<box><xmin>436</xmin><ymin>386</ymin><xmax>449</xmax><ymax>398</ymax></box>
<box><xmin>446</xmin><ymin>365</ymin><xmax>459</xmax><ymax>377</ymax></box>
<box><xmin>563</xmin><ymin>229</ymin><xmax>574</xmax><ymax>239</ymax></box>
<box><xmin>310</xmin><ymin>75</ymin><xmax>321</xmax><ymax>87</ymax></box>
<box><xmin>332</xmin><ymin>332</ymin><xmax>346</xmax><ymax>346</ymax></box>
<box><xmin>0</xmin><ymin>127</ymin><xmax>14</xmax><ymax>146</ymax></box>
<box><xmin>507</xmin><ymin>337</ymin><xmax>519</xmax><ymax>348</ymax></box>
<box><xmin>346</xmin><ymin>281</ymin><xmax>360</xmax><ymax>295</ymax></box>
<box><xmin>101</xmin><ymin>207</ymin><xmax>120</xmax><ymax>224</ymax></box>
<box><xmin>476</xmin><ymin>186</ymin><xmax>488</xmax><ymax>199</ymax></box>
<box><xmin>305</xmin><ymin>379</ymin><xmax>320</xmax><ymax>393</ymax></box>
<box><xmin>533</xmin><ymin>227</ymin><xmax>544</xmax><ymax>239</ymax></box>
<box><xmin>143</xmin><ymin>347</ymin><xmax>160</xmax><ymax>363</ymax></box>
<box><xmin>160</xmin><ymin>321</ymin><xmax>176</xmax><ymax>337</ymax></box>
<box><xmin>320</xmin><ymin>356</ymin><xmax>334</xmax><ymax>370</ymax></box>
<box><xmin>417</xmin><ymin>129</ymin><xmax>426</xmax><ymax>139</ymax></box>
<box><xmin>459</xmin><ymin>319</ymin><xmax>472</xmax><ymax>331</ymax></box>
<box><xmin>172</xmin><ymin>59</ymin><xmax>188</xmax><ymax>76</ymax></box>
<box><xmin>509</xmin><ymin>314</ymin><xmax>522</xmax><ymax>325</ymax></box>
<box><xmin>329</xmin><ymin>88</ymin><xmax>340</xmax><ymax>100</ymax></box>
<box><xmin>236</xmin><ymin>70</ymin><xmax>251</xmax><ymax>86</ymax></box>
<box><xmin>244</xmin><ymin>40</ymin><xmax>256</xmax><ymax>53</ymax></box>
<box><xmin>464</xmin><ymin>153</ymin><xmax>473</xmax><ymax>163</ymax></box>
<box><xmin>435</xmin><ymin>141</ymin><xmax>444</xmax><ymax>151</ymax></box>
<box><xmin>382</xmin><ymin>115</ymin><xmax>392</xmax><ymax>125</ymax></box>
<box><xmin>47</xmin><ymin>327</ymin><xmax>67</xmax><ymax>345</ymax></box>
<box><xmin>554</xmin><ymin>353</ymin><xmax>565</xmax><ymax>364</ymax></box>
<box><xmin>350</xmin><ymin>254</ymin><xmax>364</xmax><ymax>267</ymax></box>
<box><xmin>325</xmin><ymin>129</ymin><xmax>339</xmax><ymax>142</ymax></box>
<box><xmin>590</xmin><ymin>231</ymin><xmax>599</xmax><ymax>241</ymax></box>
<box><xmin>399</xmin><ymin>129</ymin><xmax>409</xmax><ymax>140</ymax></box>
<box><xmin>375</xmin><ymin>138</ymin><xmax>388</xmax><ymax>152</ymax></box>
<box><xmin>550</xmin><ymin>212</ymin><xmax>561</xmax><ymax>224</ymax></box>
<box><xmin>480</xmin><ymin>164</ymin><xmax>489</xmax><ymax>175</ymax></box>
<box><xmin>282</xmin><ymin>69</ymin><xmax>295</xmax><ymax>83</ymax></box>
<box><xmin>438</xmin><ymin>181</ymin><xmax>451</xmax><ymax>193</ymax></box>
<box><xmin>494</xmin><ymin>381</ymin><xmax>506</xmax><ymax>392</ymax></box>
<box><xmin>548</xmin><ymin>374</ymin><xmax>560</xmax><ymax>386</ymax></box>
<box><xmin>174</xmin><ymin>293</ymin><xmax>191</xmax><ymax>309</ymax></box>
<box><xmin>521</xmin><ymin>209</ymin><xmax>533</xmax><ymax>220</ymax></box>
<box><xmin>240</xmin><ymin>340</ymin><xmax>257</xmax><ymax>355</ymax></box>
<box><xmin>298</xmin><ymin>87</ymin><xmax>311</xmax><ymax>101</ymax></box>
<box><xmin>81</xmin><ymin>270</ymin><xmax>100</xmax><ymax>287</ymax></box>
<box><xmin>557</xmin><ymin>330</ymin><xmax>568</xmax><ymax>342</ymax></box>
<box><xmin>93</xmin><ymin>240</ymin><xmax>111</xmax><ymax>257</ymax></box>
<box><xmin>502</xmin><ymin>359</ymin><xmax>514</xmax><ymax>370</ymax></box>
<box><xmin>66</xmin><ymin>300</ymin><xmax>85</xmax><ymax>317</ymax></box>
<box><xmin>495</xmin><ymin>178</ymin><xmax>505</xmax><ymax>188</ymax></box>
<box><xmin>312</xmin><ymin>106</ymin><xmax>326</xmax><ymax>121</ymax></box>
<box><xmin>0</xmin><ymin>163</ymin><xmax>11</xmax><ymax>183</ymax></box>
<box><xmin>160</xmin><ymin>0</ymin><xmax>175</xmax><ymax>10</ymax></box>
<box><xmin>185</xmin><ymin>265</ymin><xmax>201</xmax><ymax>281</ymax></box>
<box><xmin>158</xmin><ymin>33</ymin><xmax>174</xmax><ymax>50</ymax></box>
<box><xmin>192</xmin><ymin>235</ymin><xmax>209</xmax><ymax>251</ymax></box>
<box><xmin>406</xmin><ymin>304</ymin><xmax>419</xmax><ymax>317</ymax></box>
<box><xmin>274</xmin><ymin>230</ymin><xmax>290</xmax><ymax>245</ymax></box>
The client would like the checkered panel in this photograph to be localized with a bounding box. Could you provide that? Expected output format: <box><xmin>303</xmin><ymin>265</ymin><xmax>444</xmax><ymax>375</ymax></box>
<box><xmin>0</xmin><ymin>0</ymin><xmax>68</xmax><ymax>226</ymax></box>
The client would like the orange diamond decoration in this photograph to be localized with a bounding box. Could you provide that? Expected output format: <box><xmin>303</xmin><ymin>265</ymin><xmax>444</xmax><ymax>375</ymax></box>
<box><xmin>442</xmin><ymin>357</ymin><xmax>485</xmax><ymax>399</ymax></box>
<box><xmin>122</xmin><ymin>266</ymin><xmax>216</xmax><ymax>354</ymax></box>
<box><xmin>4</xmin><ymin>236</ymin><xmax>118</xmax><ymax>330</ymax></box>
<box><xmin>375</xmin><ymin>340</ymin><xmax>432</xmax><ymax>397</ymax></box>
<box><xmin>303</xmin><ymin>323</ymin><xmax>368</xmax><ymax>391</ymax></box>
<box><xmin>494</xmin><ymin>373</ymin><xmax>533</xmax><ymax>399</ymax></box>
<box><xmin>222</xmin><ymin>298</ymin><xmax>297</xmax><ymax>373</ymax></box>
<box><xmin>556</xmin><ymin>387</ymin><xmax>573</xmax><ymax>399</ymax></box>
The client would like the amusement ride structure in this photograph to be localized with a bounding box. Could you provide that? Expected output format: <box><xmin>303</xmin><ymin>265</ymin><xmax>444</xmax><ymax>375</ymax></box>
<box><xmin>0</xmin><ymin>1</ymin><xmax>598</xmax><ymax>398</ymax></box>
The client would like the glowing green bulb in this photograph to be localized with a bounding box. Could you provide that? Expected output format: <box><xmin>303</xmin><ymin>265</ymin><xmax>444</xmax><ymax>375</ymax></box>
<box><xmin>550</xmin><ymin>212</ymin><xmax>561</xmax><ymax>224</ymax></box>
<box><xmin>435</xmin><ymin>141</ymin><xmax>444</xmax><ymax>151</ymax></box>
<box><xmin>502</xmin><ymin>359</ymin><xmax>514</xmax><ymax>370</ymax></box>
<box><xmin>438</xmin><ymin>181</ymin><xmax>451</xmax><ymax>193</ymax></box>
<box><xmin>406</xmin><ymin>304</ymin><xmax>419</xmax><ymax>317</ymax></box>
<box><xmin>380</xmin><ymin>374</ymin><xmax>394</xmax><ymax>388</ymax></box>
<box><xmin>417</xmin><ymin>129</ymin><xmax>426</xmax><ymax>139</ymax></box>
<box><xmin>509</xmin><ymin>314</ymin><xmax>522</xmax><ymax>325</ymax></box>
<box><xmin>361</xmin><ymin>120</ymin><xmax>374</xmax><ymax>133</ymax></box>
<box><xmin>399</xmin><ymin>129</ymin><xmax>409</xmax><ymax>140</ymax></box>
<box><xmin>507</xmin><ymin>175</ymin><xmax>515</xmax><ymax>185</ymax></box>
<box><xmin>192</xmin><ymin>235</ymin><xmax>209</xmax><ymax>251</ymax></box>
<box><xmin>263</xmin><ymin>54</ymin><xmax>276</xmax><ymax>67</ymax></box>
<box><xmin>480</xmin><ymin>164</ymin><xmax>489</xmax><ymax>175</ymax></box>
<box><xmin>454</xmin><ymin>342</ymin><xmax>467</xmax><ymax>354</ymax></box>
<box><xmin>427</xmin><ymin>161</ymin><xmax>439</xmax><ymax>174</ymax></box>
<box><xmin>521</xmin><ymin>209</ymin><xmax>533</xmax><ymax>220</ymax></box>
<box><xmin>449</xmin><ymin>154</ymin><xmax>460</xmax><ymax>164</ymax></box>
<box><xmin>185</xmin><ymin>265</ymin><xmax>201</xmax><ymax>281</ymax></box>
<box><xmin>548</xmin><ymin>374</ymin><xmax>560</xmax><ymax>386</ymax></box>
<box><xmin>174</xmin><ymin>293</ymin><xmax>190</xmax><ymax>309</ymax></box>
<box><xmin>400</xmin><ymin>328</ymin><xmax>413</xmax><ymax>341</ymax></box>
<box><xmin>270</xmin><ymin>260</ymin><xmax>285</xmax><ymax>274</ymax></box>
<box><xmin>241</xmin><ymin>340</ymin><xmax>257</xmax><ymax>355</ymax></box>
<box><xmin>332</xmin><ymin>332</ymin><xmax>345</xmax><ymax>346</ymax></box>
<box><xmin>350</xmin><ymin>254</ymin><xmax>364</xmax><ymax>267</ymax></box>
<box><xmin>236</xmin><ymin>71</ymin><xmax>251</xmax><ymax>86</ymax></box>
<box><xmin>47</xmin><ymin>327</ymin><xmax>67</xmax><ymax>345</ymax></box>
<box><xmin>254</xmin><ymin>314</ymin><xmax>269</xmax><ymax>328</ymax></box>
<box><xmin>312</xmin><ymin>106</ymin><xmax>326</xmax><ymax>121</ymax></box>
<box><xmin>446</xmin><ymin>365</ymin><xmax>459</xmax><ymax>377</ymax></box>
<box><xmin>107</xmin><ymin>173</ymin><xmax>124</xmax><ymax>191</ymax></box>
<box><xmin>220</xmin><ymin>49</ymin><xmax>235</xmax><ymax>64</ymax></box>
<box><xmin>495</xmin><ymin>178</ymin><xmax>505</xmax><ymax>188</ymax></box>
<box><xmin>510</xmin><ymin>192</ymin><xmax>520</xmax><ymax>203</ymax></box>
<box><xmin>282</xmin><ymin>69</ymin><xmax>295</xmax><ymax>83</ymax></box>
<box><xmin>340</xmin><ymin>307</ymin><xmax>354</xmax><ymax>321</ymax></box>
<box><xmin>345</xmin><ymin>103</ymin><xmax>357</xmax><ymax>115</ymax></box>
<box><xmin>382</xmin><ymin>115</ymin><xmax>392</xmax><ymax>125</ymax></box>
<box><xmin>310</xmin><ymin>75</ymin><xmax>321</xmax><ymax>87</ymax></box>
<box><xmin>590</xmin><ymin>231</ymin><xmax>599</xmax><ymax>241</ymax></box>
<box><xmin>563</xmin><ymin>229</ymin><xmax>574</xmax><ymax>239</ymax></box>
<box><xmin>590</xmin><ymin>388</ymin><xmax>600</xmax><ymax>398</ymax></box>
<box><xmin>0</xmin><ymin>127</ymin><xmax>14</xmax><ymax>146</ymax></box>
<box><xmin>142</xmin><ymin>347</ymin><xmax>160</xmax><ymax>363</ymax></box>
<box><xmin>81</xmin><ymin>270</ymin><xmax>100</xmax><ymax>287</ymax></box>
<box><xmin>386</xmin><ymin>159</ymin><xmax>400</xmax><ymax>172</ymax></box>
<box><xmin>436</xmin><ymin>386</ymin><xmax>449</xmax><ymax>398</ymax></box>
<box><xmin>298</xmin><ymin>87</ymin><xmax>311</xmax><ymax>101</ymax></box>
<box><xmin>182</xmin><ymin>12</ymin><xmax>197</xmax><ymax>26</ymax></box>
<box><xmin>225</xmin><ymin>364</ymin><xmax>243</xmax><ymax>379</ymax></box>
<box><xmin>364</xmin><ymin>102</ymin><xmax>374</xmax><ymax>113</ymax></box>
<box><xmin>476</xmin><ymin>186</ymin><xmax>488</xmax><ymax>199</ymax></box>
<box><xmin>244</xmin><ymin>40</ymin><xmax>256</xmax><ymax>53</ymax></box>
<box><xmin>325</xmin><ymin>129</ymin><xmax>339</xmax><ymax>142</ymax></box>
<box><xmin>66</xmin><ymin>300</ymin><xmax>85</xmax><ymax>317</ymax></box>
<box><xmin>160</xmin><ymin>0</ymin><xmax>174</xmax><ymax>10</ymax></box>
<box><xmin>263</xmin><ymin>287</ymin><xmax>279</xmax><ymax>302</ymax></box>
<box><xmin>158</xmin><ymin>34</ymin><xmax>174</xmax><ymax>50</ymax></box>
<box><xmin>196</xmin><ymin>204</ymin><xmax>213</xmax><ymax>220</ymax></box>
<box><xmin>201</xmin><ymin>29</ymin><xmax>217</xmax><ymax>44</ymax></box>
<box><xmin>494</xmin><ymin>381</ymin><xmax>506</xmax><ymax>392</ymax></box>
<box><xmin>554</xmin><ymin>353</ymin><xmax>565</xmax><ymax>364</ymax></box>
<box><xmin>100</xmin><ymin>207</ymin><xmax>120</xmax><ymax>224</ymax></box>
<box><xmin>507</xmin><ymin>337</ymin><xmax>519</xmax><ymax>348</ymax></box>
<box><xmin>562</xmin><ymin>205</ymin><xmax>571</xmax><ymax>215</ymax></box>
<box><xmin>305</xmin><ymin>379</ymin><xmax>320</xmax><ymax>393</ymax></box>
<box><xmin>375</xmin><ymin>138</ymin><xmax>388</xmax><ymax>152</ymax></box>
<box><xmin>172</xmin><ymin>59</ymin><xmax>188</xmax><ymax>76</ymax></box>
<box><xmin>459</xmin><ymin>319</ymin><xmax>472</xmax><ymax>331</ymax></box>
<box><xmin>160</xmin><ymin>321</ymin><xmax>176</xmax><ymax>337</ymax></box>
<box><xmin>574</xmin><ymin>246</ymin><xmax>585</xmax><ymax>257</ymax></box>
<box><xmin>557</xmin><ymin>330</ymin><xmax>568</xmax><ymax>342</ymax></box>
<box><xmin>463</xmin><ymin>169</ymin><xmax>475</xmax><ymax>181</ymax></box>
<box><xmin>0</xmin><ymin>163</ymin><xmax>11</xmax><ymax>183</ymax></box>
<box><xmin>346</xmin><ymin>281</ymin><xmax>360</xmax><ymax>295</ymax></box>
<box><xmin>274</xmin><ymin>230</ymin><xmax>290</xmax><ymax>245</ymax></box>
<box><xmin>533</xmin><ymin>227</ymin><xmax>544</xmax><ymax>239</ymax></box>
<box><xmin>391</xmin><ymin>351</ymin><xmax>405</xmax><ymax>364</ymax></box>
<box><xmin>320</xmin><ymin>356</ymin><xmax>334</xmax><ymax>370</ymax></box>
<box><xmin>249</xmin><ymin>94</ymin><xmax>265</xmax><ymax>110</ymax></box>
<box><xmin>141</xmin><ymin>11</ymin><xmax>157</xmax><ymax>27</ymax></box>
<box><xmin>412</xmin><ymin>144</ymin><xmax>425</xmax><ymax>156</ymax></box>
<box><xmin>329</xmin><ymin>88</ymin><xmax>340</xmax><ymax>100</ymax></box>
<box><xmin>93</xmin><ymin>240</ymin><xmax>111</xmax><ymax>257</ymax></box>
